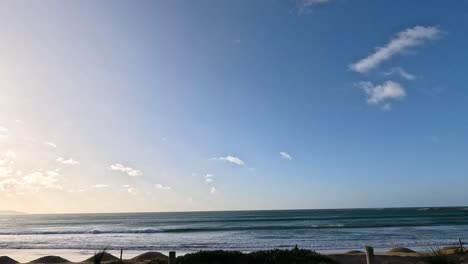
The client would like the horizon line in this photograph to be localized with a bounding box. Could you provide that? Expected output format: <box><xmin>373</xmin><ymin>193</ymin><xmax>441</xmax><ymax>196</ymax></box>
<box><xmin>4</xmin><ymin>205</ymin><xmax>467</xmax><ymax>216</ymax></box>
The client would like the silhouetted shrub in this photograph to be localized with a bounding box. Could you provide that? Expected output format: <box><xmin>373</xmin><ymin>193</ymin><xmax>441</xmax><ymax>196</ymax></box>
<box><xmin>248</xmin><ymin>247</ymin><xmax>335</xmax><ymax>264</ymax></box>
<box><xmin>176</xmin><ymin>250</ymin><xmax>246</xmax><ymax>264</ymax></box>
<box><xmin>86</xmin><ymin>249</ymin><xmax>119</xmax><ymax>264</ymax></box>
<box><xmin>144</xmin><ymin>257</ymin><xmax>166</xmax><ymax>264</ymax></box>
<box><xmin>421</xmin><ymin>248</ymin><xmax>459</xmax><ymax>264</ymax></box>
<box><xmin>175</xmin><ymin>247</ymin><xmax>335</xmax><ymax>264</ymax></box>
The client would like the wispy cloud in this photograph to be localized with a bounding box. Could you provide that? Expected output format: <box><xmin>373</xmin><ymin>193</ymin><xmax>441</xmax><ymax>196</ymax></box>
<box><xmin>204</xmin><ymin>174</ymin><xmax>214</xmax><ymax>183</ymax></box>
<box><xmin>0</xmin><ymin>151</ymin><xmax>17</xmax><ymax>178</ymax></box>
<box><xmin>155</xmin><ymin>183</ymin><xmax>171</xmax><ymax>190</ymax></box>
<box><xmin>295</xmin><ymin>0</ymin><xmax>330</xmax><ymax>11</ymax></box>
<box><xmin>22</xmin><ymin>171</ymin><xmax>62</xmax><ymax>190</ymax></box>
<box><xmin>91</xmin><ymin>184</ymin><xmax>109</xmax><ymax>188</ymax></box>
<box><xmin>44</xmin><ymin>142</ymin><xmax>57</xmax><ymax>148</ymax></box>
<box><xmin>0</xmin><ymin>178</ymin><xmax>22</xmax><ymax>192</ymax></box>
<box><xmin>350</xmin><ymin>26</ymin><xmax>440</xmax><ymax>73</ymax></box>
<box><xmin>56</xmin><ymin>157</ymin><xmax>80</xmax><ymax>165</ymax></box>
<box><xmin>205</xmin><ymin>178</ymin><xmax>214</xmax><ymax>183</ymax></box>
<box><xmin>358</xmin><ymin>81</ymin><xmax>406</xmax><ymax>109</ymax></box>
<box><xmin>67</xmin><ymin>189</ymin><xmax>85</xmax><ymax>193</ymax></box>
<box><xmin>384</xmin><ymin>67</ymin><xmax>416</xmax><ymax>81</ymax></box>
<box><xmin>203</xmin><ymin>174</ymin><xmax>217</xmax><ymax>194</ymax></box>
<box><xmin>280</xmin><ymin>152</ymin><xmax>292</xmax><ymax>160</ymax></box>
<box><xmin>1</xmin><ymin>152</ymin><xmax>63</xmax><ymax>192</ymax></box>
<box><xmin>212</xmin><ymin>155</ymin><xmax>245</xmax><ymax>166</ymax></box>
<box><xmin>109</xmin><ymin>163</ymin><xmax>142</xmax><ymax>177</ymax></box>
<box><xmin>121</xmin><ymin>184</ymin><xmax>137</xmax><ymax>194</ymax></box>
<box><xmin>210</xmin><ymin>186</ymin><xmax>216</xmax><ymax>194</ymax></box>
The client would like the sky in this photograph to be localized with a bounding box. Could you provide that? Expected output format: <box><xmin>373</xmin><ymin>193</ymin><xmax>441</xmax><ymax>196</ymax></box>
<box><xmin>1</xmin><ymin>0</ymin><xmax>468</xmax><ymax>214</ymax></box>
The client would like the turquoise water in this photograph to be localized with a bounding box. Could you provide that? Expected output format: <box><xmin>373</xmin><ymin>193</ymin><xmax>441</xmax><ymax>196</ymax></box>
<box><xmin>1</xmin><ymin>207</ymin><xmax>467</xmax><ymax>251</ymax></box>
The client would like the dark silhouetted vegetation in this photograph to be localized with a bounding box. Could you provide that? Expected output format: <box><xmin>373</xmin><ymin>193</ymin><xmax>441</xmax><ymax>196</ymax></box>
<box><xmin>175</xmin><ymin>247</ymin><xmax>336</xmax><ymax>264</ymax></box>
<box><xmin>421</xmin><ymin>248</ymin><xmax>460</xmax><ymax>264</ymax></box>
<box><xmin>144</xmin><ymin>257</ymin><xmax>166</xmax><ymax>264</ymax></box>
<box><xmin>88</xmin><ymin>249</ymin><xmax>119</xmax><ymax>264</ymax></box>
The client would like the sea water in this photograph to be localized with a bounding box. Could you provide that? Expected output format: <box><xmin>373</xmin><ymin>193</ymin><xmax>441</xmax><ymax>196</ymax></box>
<box><xmin>1</xmin><ymin>208</ymin><xmax>467</xmax><ymax>254</ymax></box>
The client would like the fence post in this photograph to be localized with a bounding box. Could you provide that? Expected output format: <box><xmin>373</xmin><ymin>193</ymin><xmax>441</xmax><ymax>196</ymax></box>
<box><xmin>169</xmin><ymin>251</ymin><xmax>176</xmax><ymax>264</ymax></box>
<box><xmin>459</xmin><ymin>238</ymin><xmax>464</xmax><ymax>253</ymax></box>
<box><xmin>120</xmin><ymin>249</ymin><xmax>123</xmax><ymax>260</ymax></box>
<box><xmin>365</xmin><ymin>246</ymin><xmax>374</xmax><ymax>264</ymax></box>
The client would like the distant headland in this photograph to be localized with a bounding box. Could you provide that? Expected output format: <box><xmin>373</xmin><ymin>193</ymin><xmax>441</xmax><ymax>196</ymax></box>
<box><xmin>0</xmin><ymin>210</ymin><xmax>26</xmax><ymax>215</ymax></box>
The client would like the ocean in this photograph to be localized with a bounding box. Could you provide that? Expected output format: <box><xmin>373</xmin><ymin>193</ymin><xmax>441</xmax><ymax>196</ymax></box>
<box><xmin>1</xmin><ymin>208</ymin><xmax>468</xmax><ymax>255</ymax></box>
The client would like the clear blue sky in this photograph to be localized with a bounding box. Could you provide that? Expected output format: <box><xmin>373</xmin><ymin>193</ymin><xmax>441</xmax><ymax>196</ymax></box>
<box><xmin>0</xmin><ymin>0</ymin><xmax>467</xmax><ymax>213</ymax></box>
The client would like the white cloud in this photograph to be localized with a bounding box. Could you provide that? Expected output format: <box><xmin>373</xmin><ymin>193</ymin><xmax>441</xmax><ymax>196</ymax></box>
<box><xmin>155</xmin><ymin>184</ymin><xmax>171</xmax><ymax>190</ymax></box>
<box><xmin>350</xmin><ymin>26</ymin><xmax>440</xmax><ymax>73</ymax></box>
<box><xmin>0</xmin><ymin>151</ymin><xmax>16</xmax><ymax>164</ymax></box>
<box><xmin>0</xmin><ymin>151</ymin><xmax>17</xmax><ymax>178</ymax></box>
<box><xmin>204</xmin><ymin>174</ymin><xmax>214</xmax><ymax>183</ymax></box>
<box><xmin>280</xmin><ymin>152</ymin><xmax>292</xmax><ymax>160</ymax></box>
<box><xmin>121</xmin><ymin>184</ymin><xmax>137</xmax><ymax>194</ymax></box>
<box><xmin>302</xmin><ymin>0</ymin><xmax>329</xmax><ymax>5</ymax></box>
<box><xmin>44</xmin><ymin>142</ymin><xmax>57</xmax><ymax>148</ymax></box>
<box><xmin>56</xmin><ymin>157</ymin><xmax>80</xmax><ymax>165</ymax></box>
<box><xmin>67</xmin><ymin>189</ymin><xmax>85</xmax><ymax>193</ymax></box>
<box><xmin>22</xmin><ymin>171</ymin><xmax>62</xmax><ymax>190</ymax></box>
<box><xmin>0</xmin><ymin>152</ymin><xmax>64</xmax><ymax>193</ymax></box>
<box><xmin>204</xmin><ymin>174</ymin><xmax>217</xmax><ymax>194</ymax></box>
<box><xmin>0</xmin><ymin>178</ymin><xmax>23</xmax><ymax>192</ymax></box>
<box><xmin>213</xmin><ymin>155</ymin><xmax>245</xmax><ymax>166</ymax></box>
<box><xmin>0</xmin><ymin>152</ymin><xmax>63</xmax><ymax>192</ymax></box>
<box><xmin>91</xmin><ymin>184</ymin><xmax>109</xmax><ymax>188</ymax></box>
<box><xmin>384</xmin><ymin>67</ymin><xmax>416</xmax><ymax>80</ymax></box>
<box><xmin>210</xmin><ymin>186</ymin><xmax>216</xmax><ymax>194</ymax></box>
<box><xmin>296</xmin><ymin>0</ymin><xmax>329</xmax><ymax>9</ymax></box>
<box><xmin>109</xmin><ymin>163</ymin><xmax>142</xmax><ymax>177</ymax></box>
<box><xmin>358</xmin><ymin>81</ymin><xmax>406</xmax><ymax>107</ymax></box>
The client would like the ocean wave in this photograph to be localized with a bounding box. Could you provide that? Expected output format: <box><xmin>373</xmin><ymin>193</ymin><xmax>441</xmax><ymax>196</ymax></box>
<box><xmin>0</xmin><ymin>228</ymin><xmax>162</xmax><ymax>236</ymax></box>
<box><xmin>0</xmin><ymin>238</ymin><xmax>461</xmax><ymax>252</ymax></box>
<box><xmin>2</xmin><ymin>221</ymin><xmax>468</xmax><ymax>236</ymax></box>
